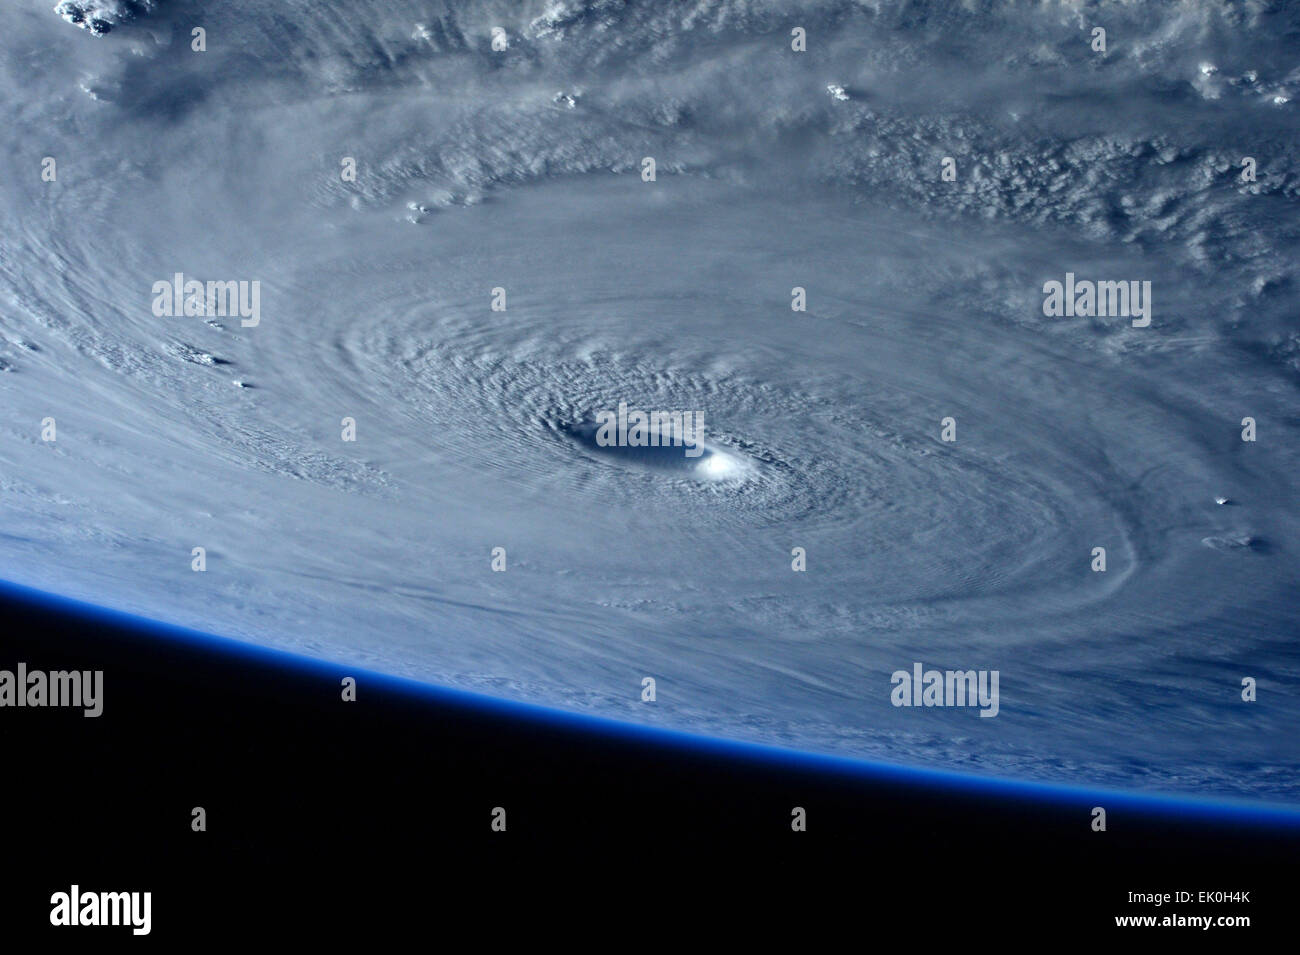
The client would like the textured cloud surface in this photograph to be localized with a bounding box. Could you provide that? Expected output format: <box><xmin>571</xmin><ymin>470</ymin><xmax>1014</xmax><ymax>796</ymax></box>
<box><xmin>1</xmin><ymin>0</ymin><xmax>1298</xmax><ymax>799</ymax></box>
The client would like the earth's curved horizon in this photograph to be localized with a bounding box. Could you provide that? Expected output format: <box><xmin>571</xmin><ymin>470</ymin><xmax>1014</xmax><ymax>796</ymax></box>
<box><xmin>1</xmin><ymin>0</ymin><xmax>1297</xmax><ymax>803</ymax></box>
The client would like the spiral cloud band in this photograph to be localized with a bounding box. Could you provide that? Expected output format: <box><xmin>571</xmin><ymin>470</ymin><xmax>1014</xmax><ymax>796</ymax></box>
<box><xmin>1</xmin><ymin>0</ymin><xmax>1298</xmax><ymax>802</ymax></box>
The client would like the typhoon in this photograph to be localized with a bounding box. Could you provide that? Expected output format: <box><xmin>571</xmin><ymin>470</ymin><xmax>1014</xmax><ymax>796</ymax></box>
<box><xmin>0</xmin><ymin>0</ymin><xmax>1298</xmax><ymax>802</ymax></box>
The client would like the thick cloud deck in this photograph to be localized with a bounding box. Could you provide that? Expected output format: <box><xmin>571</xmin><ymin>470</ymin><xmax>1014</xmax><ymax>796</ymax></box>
<box><xmin>2</xmin><ymin>0</ymin><xmax>1298</xmax><ymax>803</ymax></box>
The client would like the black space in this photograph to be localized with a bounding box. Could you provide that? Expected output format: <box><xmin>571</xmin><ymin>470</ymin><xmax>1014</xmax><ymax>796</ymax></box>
<box><xmin>1</xmin><ymin>586</ymin><xmax>1292</xmax><ymax>940</ymax></box>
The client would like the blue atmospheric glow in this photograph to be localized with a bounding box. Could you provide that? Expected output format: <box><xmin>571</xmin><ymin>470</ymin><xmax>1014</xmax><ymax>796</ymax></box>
<box><xmin>4</xmin><ymin>577</ymin><xmax>1297</xmax><ymax>829</ymax></box>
